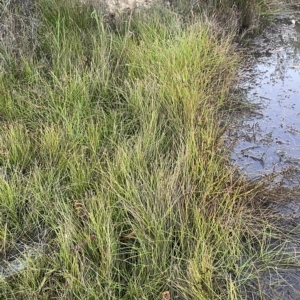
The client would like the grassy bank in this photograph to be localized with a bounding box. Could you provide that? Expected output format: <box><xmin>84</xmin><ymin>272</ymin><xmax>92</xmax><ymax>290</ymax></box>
<box><xmin>0</xmin><ymin>0</ymin><xmax>281</xmax><ymax>299</ymax></box>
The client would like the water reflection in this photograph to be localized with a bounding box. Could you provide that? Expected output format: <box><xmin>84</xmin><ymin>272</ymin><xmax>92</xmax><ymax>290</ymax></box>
<box><xmin>230</xmin><ymin>15</ymin><xmax>300</xmax><ymax>183</ymax></box>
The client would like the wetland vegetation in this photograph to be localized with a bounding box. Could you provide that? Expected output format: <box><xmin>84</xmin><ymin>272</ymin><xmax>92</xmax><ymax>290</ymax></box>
<box><xmin>1</xmin><ymin>0</ymin><xmax>298</xmax><ymax>299</ymax></box>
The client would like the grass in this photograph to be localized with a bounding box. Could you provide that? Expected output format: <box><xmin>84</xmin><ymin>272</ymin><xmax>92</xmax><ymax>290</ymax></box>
<box><xmin>0</xmin><ymin>0</ymin><xmax>297</xmax><ymax>299</ymax></box>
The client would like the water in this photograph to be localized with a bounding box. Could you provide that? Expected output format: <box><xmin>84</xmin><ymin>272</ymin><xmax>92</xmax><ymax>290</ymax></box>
<box><xmin>229</xmin><ymin>13</ymin><xmax>300</xmax><ymax>184</ymax></box>
<box><xmin>229</xmin><ymin>9</ymin><xmax>300</xmax><ymax>299</ymax></box>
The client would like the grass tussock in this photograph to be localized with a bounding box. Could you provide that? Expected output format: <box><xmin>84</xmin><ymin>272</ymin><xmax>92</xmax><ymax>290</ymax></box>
<box><xmin>0</xmin><ymin>0</ymin><xmax>291</xmax><ymax>299</ymax></box>
<box><xmin>161</xmin><ymin>0</ymin><xmax>276</xmax><ymax>33</ymax></box>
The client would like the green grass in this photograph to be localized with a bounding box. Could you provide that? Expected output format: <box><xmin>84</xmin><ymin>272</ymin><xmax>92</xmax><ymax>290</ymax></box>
<box><xmin>0</xmin><ymin>0</ymin><xmax>295</xmax><ymax>299</ymax></box>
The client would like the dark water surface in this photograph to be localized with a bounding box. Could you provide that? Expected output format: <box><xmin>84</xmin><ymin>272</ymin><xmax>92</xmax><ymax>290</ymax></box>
<box><xmin>229</xmin><ymin>13</ymin><xmax>300</xmax><ymax>185</ymax></box>
<box><xmin>229</xmin><ymin>8</ymin><xmax>300</xmax><ymax>299</ymax></box>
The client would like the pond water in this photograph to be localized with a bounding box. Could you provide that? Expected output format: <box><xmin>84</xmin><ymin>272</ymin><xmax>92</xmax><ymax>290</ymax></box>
<box><xmin>229</xmin><ymin>12</ymin><xmax>300</xmax><ymax>185</ymax></box>
<box><xmin>229</xmin><ymin>7</ymin><xmax>300</xmax><ymax>299</ymax></box>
